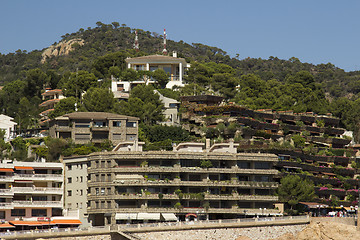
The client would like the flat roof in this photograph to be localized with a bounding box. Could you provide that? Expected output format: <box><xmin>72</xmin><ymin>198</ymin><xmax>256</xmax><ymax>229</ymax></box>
<box><xmin>55</xmin><ymin>112</ymin><xmax>139</xmax><ymax>121</ymax></box>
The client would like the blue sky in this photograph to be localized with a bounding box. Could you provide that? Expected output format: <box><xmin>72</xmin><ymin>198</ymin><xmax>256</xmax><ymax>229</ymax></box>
<box><xmin>1</xmin><ymin>0</ymin><xmax>359</xmax><ymax>71</ymax></box>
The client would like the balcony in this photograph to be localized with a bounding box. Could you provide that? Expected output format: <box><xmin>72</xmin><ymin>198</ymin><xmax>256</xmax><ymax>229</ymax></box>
<box><xmin>0</xmin><ymin>189</ymin><xmax>13</xmax><ymax>196</ymax></box>
<box><xmin>13</xmin><ymin>187</ymin><xmax>62</xmax><ymax>194</ymax></box>
<box><xmin>14</xmin><ymin>174</ymin><xmax>63</xmax><ymax>181</ymax></box>
<box><xmin>87</xmin><ymin>207</ymin><xmax>281</xmax><ymax>215</ymax></box>
<box><xmin>0</xmin><ymin>175</ymin><xmax>14</xmax><ymax>182</ymax></box>
<box><xmin>106</xmin><ymin>193</ymin><xmax>278</xmax><ymax>202</ymax></box>
<box><xmin>0</xmin><ymin>203</ymin><xmax>13</xmax><ymax>209</ymax></box>
<box><xmin>108</xmin><ymin>179</ymin><xmax>278</xmax><ymax>189</ymax></box>
<box><xmin>13</xmin><ymin>200</ymin><xmax>62</xmax><ymax>208</ymax></box>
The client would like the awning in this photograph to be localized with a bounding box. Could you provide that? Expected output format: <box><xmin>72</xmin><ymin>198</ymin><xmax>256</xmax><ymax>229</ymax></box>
<box><xmin>161</xmin><ymin>213</ymin><xmax>177</xmax><ymax>221</ymax></box>
<box><xmin>0</xmin><ymin>168</ymin><xmax>13</xmax><ymax>172</ymax></box>
<box><xmin>0</xmin><ymin>223</ymin><xmax>15</xmax><ymax>228</ymax></box>
<box><xmin>51</xmin><ymin>219</ymin><xmax>81</xmax><ymax>225</ymax></box>
<box><xmin>137</xmin><ymin>213</ymin><xmax>161</xmax><ymax>221</ymax></box>
<box><xmin>9</xmin><ymin>221</ymin><xmax>54</xmax><ymax>226</ymax></box>
<box><xmin>15</xmin><ymin>166</ymin><xmax>34</xmax><ymax>170</ymax></box>
<box><xmin>115</xmin><ymin>213</ymin><xmax>137</xmax><ymax>220</ymax></box>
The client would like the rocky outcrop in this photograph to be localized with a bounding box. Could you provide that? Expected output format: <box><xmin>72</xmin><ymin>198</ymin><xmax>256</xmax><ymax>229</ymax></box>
<box><xmin>41</xmin><ymin>38</ymin><xmax>84</xmax><ymax>63</ymax></box>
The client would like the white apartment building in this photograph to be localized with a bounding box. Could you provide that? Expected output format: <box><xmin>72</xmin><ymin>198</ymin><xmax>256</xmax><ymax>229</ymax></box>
<box><xmin>0</xmin><ymin>115</ymin><xmax>17</xmax><ymax>142</ymax></box>
<box><xmin>0</xmin><ymin>160</ymin><xmax>63</xmax><ymax>222</ymax></box>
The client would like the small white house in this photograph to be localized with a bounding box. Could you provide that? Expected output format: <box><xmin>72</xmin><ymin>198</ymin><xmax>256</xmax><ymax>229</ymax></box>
<box><xmin>0</xmin><ymin>114</ymin><xmax>17</xmax><ymax>141</ymax></box>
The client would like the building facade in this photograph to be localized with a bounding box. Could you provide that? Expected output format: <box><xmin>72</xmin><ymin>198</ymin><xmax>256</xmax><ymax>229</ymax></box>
<box><xmin>49</xmin><ymin>112</ymin><xmax>139</xmax><ymax>145</ymax></box>
<box><xmin>0</xmin><ymin>115</ymin><xmax>17</xmax><ymax>142</ymax></box>
<box><xmin>0</xmin><ymin>160</ymin><xmax>63</xmax><ymax>222</ymax></box>
<box><xmin>63</xmin><ymin>155</ymin><xmax>91</xmax><ymax>228</ymax></box>
<box><xmin>86</xmin><ymin>143</ymin><xmax>280</xmax><ymax>226</ymax></box>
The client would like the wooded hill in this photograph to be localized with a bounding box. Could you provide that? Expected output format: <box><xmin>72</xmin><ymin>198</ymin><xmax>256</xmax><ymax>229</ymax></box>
<box><xmin>1</xmin><ymin>21</ymin><xmax>360</xmax><ymax>139</ymax></box>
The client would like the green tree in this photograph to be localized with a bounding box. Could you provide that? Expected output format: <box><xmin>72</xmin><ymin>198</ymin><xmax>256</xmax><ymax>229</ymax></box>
<box><xmin>48</xmin><ymin>97</ymin><xmax>77</xmax><ymax>119</ymax></box>
<box><xmin>82</xmin><ymin>87</ymin><xmax>115</xmax><ymax>112</ymax></box>
<box><xmin>151</xmin><ymin>69</ymin><xmax>169</xmax><ymax>88</ymax></box>
<box><xmin>277</xmin><ymin>175</ymin><xmax>315</xmax><ymax>210</ymax></box>
<box><xmin>61</xmin><ymin>70</ymin><xmax>97</xmax><ymax>98</ymax></box>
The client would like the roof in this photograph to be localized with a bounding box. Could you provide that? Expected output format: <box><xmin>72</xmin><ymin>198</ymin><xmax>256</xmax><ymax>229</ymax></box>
<box><xmin>15</xmin><ymin>166</ymin><xmax>34</xmax><ymax>170</ymax></box>
<box><xmin>0</xmin><ymin>168</ymin><xmax>13</xmax><ymax>172</ymax></box>
<box><xmin>55</xmin><ymin>112</ymin><xmax>139</xmax><ymax>121</ymax></box>
<box><xmin>0</xmin><ymin>223</ymin><xmax>15</xmax><ymax>228</ymax></box>
<box><xmin>125</xmin><ymin>54</ymin><xmax>187</xmax><ymax>65</ymax></box>
<box><xmin>51</xmin><ymin>219</ymin><xmax>82</xmax><ymax>225</ymax></box>
<box><xmin>41</xmin><ymin>89</ymin><xmax>63</xmax><ymax>96</ymax></box>
<box><xmin>9</xmin><ymin>221</ymin><xmax>54</xmax><ymax>226</ymax></box>
<box><xmin>39</xmin><ymin>98</ymin><xmax>60</xmax><ymax>107</ymax></box>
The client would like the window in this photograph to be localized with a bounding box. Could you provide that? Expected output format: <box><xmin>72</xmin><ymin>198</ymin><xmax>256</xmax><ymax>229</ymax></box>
<box><xmin>11</xmin><ymin>209</ymin><xmax>25</xmax><ymax>217</ymax></box>
<box><xmin>80</xmin><ymin>176</ymin><xmax>83</xmax><ymax>182</ymax></box>
<box><xmin>126</xmin><ymin>134</ymin><xmax>136</xmax><ymax>141</ymax></box>
<box><xmin>101</xmin><ymin>188</ymin><xmax>105</xmax><ymax>195</ymax></box>
<box><xmin>107</xmin><ymin>174</ymin><xmax>111</xmax><ymax>181</ymax></box>
<box><xmin>79</xmin><ymin>203</ymin><xmax>83</xmax><ymax>209</ymax></box>
<box><xmin>107</xmin><ymin>188</ymin><xmax>111</xmax><ymax>194</ymax></box>
<box><xmin>67</xmin><ymin>165</ymin><xmax>72</xmax><ymax>171</ymax></box>
<box><xmin>107</xmin><ymin>161</ymin><xmax>111</xmax><ymax>168</ymax></box>
<box><xmin>67</xmin><ymin>190</ymin><xmax>72</xmax><ymax>196</ymax></box>
<box><xmin>80</xmin><ymin>190</ymin><xmax>83</xmax><ymax>196</ymax></box>
<box><xmin>107</xmin><ymin>201</ymin><xmax>111</xmax><ymax>209</ymax></box>
<box><xmin>0</xmin><ymin>211</ymin><xmax>4</xmax><ymax>219</ymax></box>
<box><xmin>32</xmin><ymin>209</ymin><xmax>47</xmax><ymax>217</ymax></box>
<box><xmin>101</xmin><ymin>174</ymin><xmax>105</xmax><ymax>181</ymax></box>
<box><xmin>68</xmin><ymin>177</ymin><xmax>72</xmax><ymax>184</ymax></box>
<box><xmin>126</xmin><ymin>122</ymin><xmax>137</xmax><ymax>128</ymax></box>
<box><xmin>95</xmin><ymin>201</ymin><xmax>99</xmax><ymax>209</ymax></box>
<box><xmin>76</xmin><ymin>177</ymin><xmax>79</xmax><ymax>182</ymax></box>
<box><xmin>94</xmin><ymin>121</ymin><xmax>107</xmax><ymax>127</ymax></box>
<box><xmin>169</xmin><ymin>103</ymin><xmax>178</xmax><ymax>108</ymax></box>
<box><xmin>96</xmin><ymin>188</ymin><xmax>99</xmax><ymax>195</ymax></box>
<box><xmin>254</xmin><ymin>162</ymin><xmax>270</xmax><ymax>169</ymax></box>
<box><xmin>101</xmin><ymin>161</ymin><xmax>105</xmax><ymax>168</ymax></box>
<box><xmin>67</xmin><ymin>203</ymin><xmax>72</xmax><ymax>209</ymax></box>
<box><xmin>117</xmin><ymin>84</ymin><xmax>124</xmax><ymax>91</ymax></box>
<box><xmin>113</xmin><ymin>121</ymin><xmax>121</xmax><ymax>127</ymax></box>
<box><xmin>75</xmin><ymin>133</ymin><xmax>90</xmax><ymax>140</ymax></box>
<box><xmin>75</xmin><ymin>122</ymin><xmax>90</xmax><ymax>128</ymax></box>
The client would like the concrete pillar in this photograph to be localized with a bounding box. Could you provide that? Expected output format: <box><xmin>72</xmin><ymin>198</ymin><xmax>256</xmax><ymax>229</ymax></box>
<box><xmin>179</xmin><ymin>63</ymin><xmax>183</xmax><ymax>82</ymax></box>
<box><xmin>127</xmin><ymin>63</ymin><xmax>131</xmax><ymax>69</ymax></box>
<box><xmin>146</xmin><ymin>63</ymin><xmax>150</xmax><ymax>71</ymax></box>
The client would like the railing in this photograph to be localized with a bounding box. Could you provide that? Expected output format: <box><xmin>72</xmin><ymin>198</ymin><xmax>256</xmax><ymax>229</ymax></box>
<box><xmin>0</xmin><ymin>225</ymin><xmax>111</xmax><ymax>238</ymax></box>
<box><xmin>0</xmin><ymin>203</ymin><xmax>13</xmax><ymax>209</ymax></box>
<box><xmin>0</xmin><ymin>189</ymin><xmax>13</xmax><ymax>194</ymax></box>
<box><xmin>13</xmin><ymin>174</ymin><xmax>63</xmax><ymax>181</ymax></box>
<box><xmin>12</xmin><ymin>187</ymin><xmax>62</xmax><ymax>194</ymax></box>
<box><xmin>12</xmin><ymin>201</ymin><xmax>62</xmax><ymax>207</ymax></box>
<box><xmin>110</xmin><ymin>179</ymin><xmax>278</xmax><ymax>188</ymax></box>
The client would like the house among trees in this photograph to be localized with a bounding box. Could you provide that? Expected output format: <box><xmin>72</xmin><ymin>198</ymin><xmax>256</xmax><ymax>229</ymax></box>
<box><xmin>49</xmin><ymin>112</ymin><xmax>139</xmax><ymax>145</ymax></box>
<box><xmin>39</xmin><ymin>89</ymin><xmax>65</xmax><ymax>125</ymax></box>
<box><xmin>0</xmin><ymin>114</ymin><xmax>17</xmax><ymax>142</ymax></box>
<box><xmin>111</xmin><ymin>53</ymin><xmax>190</xmax><ymax>100</ymax></box>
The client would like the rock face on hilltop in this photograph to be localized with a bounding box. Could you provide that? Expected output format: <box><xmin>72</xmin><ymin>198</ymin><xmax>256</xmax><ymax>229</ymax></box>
<box><xmin>41</xmin><ymin>38</ymin><xmax>84</xmax><ymax>63</ymax></box>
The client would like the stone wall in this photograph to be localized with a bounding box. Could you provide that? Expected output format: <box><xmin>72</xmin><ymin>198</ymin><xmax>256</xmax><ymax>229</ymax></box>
<box><xmin>132</xmin><ymin>224</ymin><xmax>307</xmax><ymax>240</ymax></box>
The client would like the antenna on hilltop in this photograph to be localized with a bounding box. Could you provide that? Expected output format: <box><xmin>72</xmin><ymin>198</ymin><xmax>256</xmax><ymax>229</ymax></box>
<box><xmin>134</xmin><ymin>30</ymin><xmax>139</xmax><ymax>52</ymax></box>
<box><xmin>162</xmin><ymin>28</ymin><xmax>168</xmax><ymax>55</ymax></box>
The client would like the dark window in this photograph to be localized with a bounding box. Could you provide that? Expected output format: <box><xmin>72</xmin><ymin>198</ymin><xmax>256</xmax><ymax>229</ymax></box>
<box><xmin>67</xmin><ymin>190</ymin><xmax>72</xmax><ymax>196</ymax></box>
<box><xmin>11</xmin><ymin>209</ymin><xmax>25</xmax><ymax>216</ymax></box>
<box><xmin>32</xmin><ymin>209</ymin><xmax>47</xmax><ymax>217</ymax></box>
<box><xmin>113</xmin><ymin>121</ymin><xmax>121</xmax><ymax>127</ymax></box>
<box><xmin>126</xmin><ymin>122</ymin><xmax>137</xmax><ymax>128</ymax></box>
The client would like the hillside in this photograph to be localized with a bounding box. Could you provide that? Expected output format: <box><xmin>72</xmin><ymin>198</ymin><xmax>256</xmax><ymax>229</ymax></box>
<box><xmin>1</xmin><ymin>21</ymin><xmax>360</xmax><ymax>139</ymax></box>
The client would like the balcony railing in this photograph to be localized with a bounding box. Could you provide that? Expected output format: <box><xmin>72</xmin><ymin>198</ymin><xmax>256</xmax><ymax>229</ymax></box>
<box><xmin>0</xmin><ymin>189</ymin><xmax>13</xmax><ymax>195</ymax></box>
<box><xmin>13</xmin><ymin>187</ymin><xmax>63</xmax><ymax>194</ymax></box>
<box><xmin>13</xmin><ymin>200</ymin><xmax>62</xmax><ymax>208</ymax></box>
<box><xmin>0</xmin><ymin>203</ymin><xmax>13</xmax><ymax>209</ymax></box>
<box><xmin>14</xmin><ymin>174</ymin><xmax>63</xmax><ymax>181</ymax></box>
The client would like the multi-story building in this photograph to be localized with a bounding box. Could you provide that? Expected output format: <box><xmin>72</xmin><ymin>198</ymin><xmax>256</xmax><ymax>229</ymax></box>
<box><xmin>155</xmin><ymin>90</ymin><xmax>180</xmax><ymax>126</ymax></box>
<box><xmin>0</xmin><ymin>159</ymin><xmax>63</xmax><ymax>222</ymax></box>
<box><xmin>86</xmin><ymin>142</ymin><xmax>280</xmax><ymax>226</ymax></box>
<box><xmin>63</xmin><ymin>155</ymin><xmax>91</xmax><ymax>228</ymax></box>
<box><xmin>49</xmin><ymin>112</ymin><xmax>139</xmax><ymax>145</ymax></box>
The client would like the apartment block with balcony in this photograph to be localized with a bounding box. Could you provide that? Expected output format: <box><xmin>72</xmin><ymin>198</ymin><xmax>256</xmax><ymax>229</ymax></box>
<box><xmin>63</xmin><ymin>155</ymin><xmax>91</xmax><ymax>228</ymax></box>
<box><xmin>0</xmin><ymin>159</ymin><xmax>63</xmax><ymax>222</ymax></box>
<box><xmin>86</xmin><ymin>142</ymin><xmax>280</xmax><ymax>226</ymax></box>
<box><xmin>49</xmin><ymin>112</ymin><xmax>139</xmax><ymax>145</ymax></box>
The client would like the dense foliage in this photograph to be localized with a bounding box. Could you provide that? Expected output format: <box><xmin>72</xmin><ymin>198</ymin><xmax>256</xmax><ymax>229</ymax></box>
<box><xmin>1</xmin><ymin>21</ymin><xmax>360</xmax><ymax>139</ymax></box>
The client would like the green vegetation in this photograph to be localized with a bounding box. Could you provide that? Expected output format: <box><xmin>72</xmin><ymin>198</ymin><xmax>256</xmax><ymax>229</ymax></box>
<box><xmin>277</xmin><ymin>175</ymin><xmax>316</xmax><ymax>210</ymax></box>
